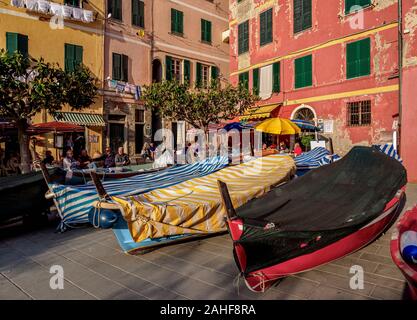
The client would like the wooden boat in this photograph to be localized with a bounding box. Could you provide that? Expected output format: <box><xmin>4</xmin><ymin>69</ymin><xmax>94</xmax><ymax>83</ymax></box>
<box><xmin>391</xmin><ymin>206</ymin><xmax>417</xmax><ymax>300</ymax></box>
<box><xmin>0</xmin><ymin>168</ymin><xmax>63</xmax><ymax>225</ymax></box>
<box><xmin>218</xmin><ymin>146</ymin><xmax>407</xmax><ymax>292</ymax></box>
<box><xmin>58</xmin><ymin>163</ymin><xmax>168</xmax><ymax>185</ymax></box>
<box><xmin>90</xmin><ymin>155</ymin><xmax>295</xmax><ymax>254</ymax></box>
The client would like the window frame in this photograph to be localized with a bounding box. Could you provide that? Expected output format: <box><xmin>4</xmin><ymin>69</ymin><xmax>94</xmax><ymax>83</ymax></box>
<box><xmin>132</xmin><ymin>0</ymin><xmax>145</xmax><ymax>28</ymax></box>
<box><xmin>293</xmin><ymin>0</ymin><xmax>312</xmax><ymax>34</ymax></box>
<box><xmin>259</xmin><ymin>8</ymin><xmax>273</xmax><ymax>47</ymax></box>
<box><xmin>345</xmin><ymin>0</ymin><xmax>372</xmax><ymax>15</ymax></box>
<box><xmin>112</xmin><ymin>52</ymin><xmax>129</xmax><ymax>82</ymax></box>
<box><xmin>238</xmin><ymin>20</ymin><xmax>249</xmax><ymax>55</ymax></box>
<box><xmin>64</xmin><ymin>43</ymin><xmax>83</xmax><ymax>72</ymax></box>
<box><xmin>347</xmin><ymin>100</ymin><xmax>372</xmax><ymax>127</ymax></box>
<box><xmin>171</xmin><ymin>8</ymin><xmax>184</xmax><ymax>36</ymax></box>
<box><xmin>346</xmin><ymin>38</ymin><xmax>371</xmax><ymax>79</ymax></box>
<box><xmin>294</xmin><ymin>54</ymin><xmax>313</xmax><ymax>89</ymax></box>
<box><xmin>201</xmin><ymin>19</ymin><xmax>212</xmax><ymax>44</ymax></box>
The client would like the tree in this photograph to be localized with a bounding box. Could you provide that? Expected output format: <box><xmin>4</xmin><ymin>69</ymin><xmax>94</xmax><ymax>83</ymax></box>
<box><xmin>0</xmin><ymin>50</ymin><xmax>98</xmax><ymax>173</ymax></box>
<box><xmin>142</xmin><ymin>80</ymin><xmax>259</xmax><ymax>133</ymax></box>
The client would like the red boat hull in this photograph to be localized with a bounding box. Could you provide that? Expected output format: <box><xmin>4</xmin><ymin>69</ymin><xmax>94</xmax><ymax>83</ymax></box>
<box><xmin>228</xmin><ymin>190</ymin><xmax>405</xmax><ymax>292</ymax></box>
<box><xmin>390</xmin><ymin>206</ymin><xmax>417</xmax><ymax>300</ymax></box>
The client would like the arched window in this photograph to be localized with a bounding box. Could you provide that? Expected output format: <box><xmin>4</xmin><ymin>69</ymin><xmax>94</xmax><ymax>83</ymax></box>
<box><xmin>293</xmin><ymin>107</ymin><xmax>315</xmax><ymax>121</ymax></box>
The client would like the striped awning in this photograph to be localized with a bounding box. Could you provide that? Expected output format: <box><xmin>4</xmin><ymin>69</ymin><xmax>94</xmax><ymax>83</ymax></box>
<box><xmin>240</xmin><ymin>105</ymin><xmax>280</xmax><ymax>121</ymax></box>
<box><xmin>54</xmin><ymin>112</ymin><xmax>106</xmax><ymax>127</ymax></box>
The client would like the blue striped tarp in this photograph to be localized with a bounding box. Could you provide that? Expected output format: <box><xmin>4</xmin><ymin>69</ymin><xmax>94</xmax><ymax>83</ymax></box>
<box><xmin>295</xmin><ymin>147</ymin><xmax>339</xmax><ymax>169</ymax></box>
<box><xmin>374</xmin><ymin>144</ymin><xmax>403</xmax><ymax>163</ymax></box>
<box><xmin>50</xmin><ymin>156</ymin><xmax>229</xmax><ymax>230</ymax></box>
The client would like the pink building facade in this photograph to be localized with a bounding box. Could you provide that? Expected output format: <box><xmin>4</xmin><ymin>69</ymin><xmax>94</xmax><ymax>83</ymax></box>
<box><xmin>228</xmin><ymin>0</ymin><xmax>400</xmax><ymax>156</ymax></box>
<box><xmin>104</xmin><ymin>0</ymin><xmax>229</xmax><ymax>157</ymax></box>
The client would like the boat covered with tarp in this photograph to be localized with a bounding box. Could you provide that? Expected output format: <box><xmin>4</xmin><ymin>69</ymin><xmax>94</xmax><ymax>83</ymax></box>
<box><xmin>95</xmin><ymin>155</ymin><xmax>295</xmax><ymax>253</ymax></box>
<box><xmin>217</xmin><ymin>146</ymin><xmax>407</xmax><ymax>292</ymax></box>
<box><xmin>44</xmin><ymin>156</ymin><xmax>229</xmax><ymax>231</ymax></box>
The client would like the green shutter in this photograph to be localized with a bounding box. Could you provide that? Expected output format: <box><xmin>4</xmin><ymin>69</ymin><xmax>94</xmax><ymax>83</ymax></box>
<box><xmin>115</xmin><ymin>0</ymin><xmax>122</xmax><ymax>20</ymax></box>
<box><xmin>112</xmin><ymin>53</ymin><xmax>121</xmax><ymax>80</ymax></box>
<box><xmin>196</xmin><ymin>62</ymin><xmax>202</xmax><ymax>87</ymax></box>
<box><xmin>347</xmin><ymin>38</ymin><xmax>370</xmax><ymax>79</ymax></box>
<box><xmin>272</xmin><ymin>62</ymin><xmax>280</xmax><ymax>93</ymax></box>
<box><xmin>75</xmin><ymin>45</ymin><xmax>83</xmax><ymax>70</ymax></box>
<box><xmin>65</xmin><ymin>44</ymin><xmax>75</xmax><ymax>72</ymax></box>
<box><xmin>184</xmin><ymin>59</ymin><xmax>191</xmax><ymax>85</ymax></box>
<box><xmin>345</xmin><ymin>0</ymin><xmax>371</xmax><ymax>13</ymax></box>
<box><xmin>239</xmin><ymin>72</ymin><xmax>249</xmax><ymax>90</ymax></box>
<box><xmin>171</xmin><ymin>9</ymin><xmax>183</xmax><ymax>34</ymax></box>
<box><xmin>295</xmin><ymin>55</ymin><xmax>312</xmax><ymax>89</ymax></box>
<box><xmin>139</xmin><ymin>0</ymin><xmax>145</xmax><ymax>28</ymax></box>
<box><xmin>294</xmin><ymin>0</ymin><xmax>311</xmax><ymax>33</ymax></box>
<box><xmin>178</xmin><ymin>11</ymin><xmax>183</xmax><ymax>34</ymax></box>
<box><xmin>201</xmin><ymin>20</ymin><xmax>212</xmax><ymax>43</ymax></box>
<box><xmin>260</xmin><ymin>9</ymin><xmax>272</xmax><ymax>46</ymax></box>
<box><xmin>6</xmin><ymin>32</ymin><xmax>18</xmax><ymax>54</ymax></box>
<box><xmin>165</xmin><ymin>56</ymin><xmax>172</xmax><ymax>80</ymax></box>
<box><xmin>211</xmin><ymin>66</ymin><xmax>218</xmax><ymax>81</ymax></box>
<box><xmin>132</xmin><ymin>0</ymin><xmax>139</xmax><ymax>25</ymax></box>
<box><xmin>252</xmin><ymin>68</ymin><xmax>259</xmax><ymax>95</ymax></box>
<box><xmin>121</xmin><ymin>54</ymin><xmax>128</xmax><ymax>82</ymax></box>
<box><xmin>238</xmin><ymin>21</ymin><xmax>249</xmax><ymax>54</ymax></box>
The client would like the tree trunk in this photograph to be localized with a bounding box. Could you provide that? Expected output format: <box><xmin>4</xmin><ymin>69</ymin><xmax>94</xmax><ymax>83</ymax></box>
<box><xmin>17</xmin><ymin>119</ymin><xmax>31</xmax><ymax>174</ymax></box>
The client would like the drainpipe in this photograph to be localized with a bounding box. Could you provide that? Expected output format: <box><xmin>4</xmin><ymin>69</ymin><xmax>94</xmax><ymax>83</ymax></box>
<box><xmin>398</xmin><ymin>0</ymin><xmax>403</xmax><ymax>154</ymax></box>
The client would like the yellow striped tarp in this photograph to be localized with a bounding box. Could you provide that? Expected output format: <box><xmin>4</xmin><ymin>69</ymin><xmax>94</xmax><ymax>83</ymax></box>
<box><xmin>112</xmin><ymin>155</ymin><xmax>295</xmax><ymax>242</ymax></box>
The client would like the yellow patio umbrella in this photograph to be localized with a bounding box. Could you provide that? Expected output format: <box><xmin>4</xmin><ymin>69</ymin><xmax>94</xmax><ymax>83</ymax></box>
<box><xmin>255</xmin><ymin>118</ymin><xmax>302</xmax><ymax>135</ymax></box>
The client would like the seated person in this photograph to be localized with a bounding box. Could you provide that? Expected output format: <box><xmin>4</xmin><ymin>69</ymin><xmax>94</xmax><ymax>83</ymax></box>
<box><xmin>63</xmin><ymin>149</ymin><xmax>79</xmax><ymax>171</ymax></box>
<box><xmin>91</xmin><ymin>151</ymin><xmax>104</xmax><ymax>168</ymax></box>
<box><xmin>279</xmin><ymin>142</ymin><xmax>289</xmax><ymax>154</ymax></box>
<box><xmin>42</xmin><ymin>150</ymin><xmax>55</xmax><ymax>166</ymax></box>
<box><xmin>77</xmin><ymin>149</ymin><xmax>92</xmax><ymax>169</ymax></box>
<box><xmin>103</xmin><ymin>147</ymin><xmax>115</xmax><ymax>168</ymax></box>
<box><xmin>140</xmin><ymin>142</ymin><xmax>152</xmax><ymax>161</ymax></box>
<box><xmin>115</xmin><ymin>147</ymin><xmax>130</xmax><ymax>167</ymax></box>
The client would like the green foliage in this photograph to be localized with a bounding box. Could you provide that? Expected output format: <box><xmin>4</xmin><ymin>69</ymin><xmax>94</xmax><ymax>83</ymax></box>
<box><xmin>0</xmin><ymin>49</ymin><xmax>98</xmax><ymax>172</ymax></box>
<box><xmin>0</xmin><ymin>49</ymin><xmax>98</xmax><ymax>122</ymax></box>
<box><xmin>301</xmin><ymin>135</ymin><xmax>315</xmax><ymax>150</ymax></box>
<box><xmin>142</xmin><ymin>79</ymin><xmax>260</xmax><ymax>131</ymax></box>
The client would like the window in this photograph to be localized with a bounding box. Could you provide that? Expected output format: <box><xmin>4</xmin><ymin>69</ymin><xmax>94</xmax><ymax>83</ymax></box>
<box><xmin>345</xmin><ymin>0</ymin><xmax>371</xmax><ymax>14</ymax></box>
<box><xmin>132</xmin><ymin>0</ymin><xmax>145</xmax><ymax>28</ymax></box>
<box><xmin>238</xmin><ymin>20</ymin><xmax>249</xmax><ymax>55</ymax></box>
<box><xmin>6</xmin><ymin>32</ymin><xmax>28</xmax><ymax>57</ymax></box>
<box><xmin>165</xmin><ymin>56</ymin><xmax>182</xmax><ymax>81</ymax></box>
<box><xmin>201</xmin><ymin>19</ymin><xmax>212</xmax><ymax>43</ymax></box>
<box><xmin>135</xmin><ymin>109</ymin><xmax>145</xmax><ymax>123</ymax></box>
<box><xmin>171</xmin><ymin>9</ymin><xmax>184</xmax><ymax>35</ymax></box>
<box><xmin>64</xmin><ymin>0</ymin><xmax>80</xmax><ymax>7</ymax></box>
<box><xmin>112</xmin><ymin>53</ymin><xmax>128</xmax><ymax>82</ymax></box>
<box><xmin>184</xmin><ymin>59</ymin><xmax>191</xmax><ymax>85</ymax></box>
<box><xmin>239</xmin><ymin>72</ymin><xmax>249</xmax><ymax>90</ymax></box>
<box><xmin>260</xmin><ymin>8</ymin><xmax>272</xmax><ymax>46</ymax></box>
<box><xmin>347</xmin><ymin>100</ymin><xmax>371</xmax><ymax>126</ymax></box>
<box><xmin>211</xmin><ymin>66</ymin><xmax>219</xmax><ymax>81</ymax></box>
<box><xmin>346</xmin><ymin>38</ymin><xmax>370</xmax><ymax>79</ymax></box>
<box><xmin>108</xmin><ymin>0</ymin><xmax>122</xmax><ymax>21</ymax></box>
<box><xmin>252</xmin><ymin>68</ymin><xmax>259</xmax><ymax>95</ymax></box>
<box><xmin>64</xmin><ymin>44</ymin><xmax>83</xmax><ymax>72</ymax></box>
<box><xmin>273</xmin><ymin>62</ymin><xmax>280</xmax><ymax>93</ymax></box>
<box><xmin>196</xmin><ymin>62</ymin><xmax>210</xmax><ymax>88</ymax></box>
<box><xmin>294</xmin><ymin>55</ymin><xmax>312</xmax><ymax>89</ymax></box>
<box><xmin>294</xmin><ymin>0</ymin><xmax>312</xmax><ymax>34</ymax></box>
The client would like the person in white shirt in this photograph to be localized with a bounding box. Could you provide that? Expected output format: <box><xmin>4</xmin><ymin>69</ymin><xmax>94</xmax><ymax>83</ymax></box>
<box><xmin>62</xmin><ymin>149</ymin><xmax>79</xmax><ymax>171</ymax></box>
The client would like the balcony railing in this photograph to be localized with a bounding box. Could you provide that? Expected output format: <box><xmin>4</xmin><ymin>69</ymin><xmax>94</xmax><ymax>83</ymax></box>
<box><xmin>10</xmin><ymin>0</ymin><xmax>95</xmax><ymax>23</ymax></box>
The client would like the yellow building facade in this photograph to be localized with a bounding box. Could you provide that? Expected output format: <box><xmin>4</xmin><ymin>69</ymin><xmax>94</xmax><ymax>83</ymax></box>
<box><xmin>0</xmin><ymin>0</ymin><xmax>105</xmax><ymax>158</ymax></box>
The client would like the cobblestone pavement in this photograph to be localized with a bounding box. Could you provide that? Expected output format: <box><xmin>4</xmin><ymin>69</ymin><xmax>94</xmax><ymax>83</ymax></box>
<box><xmin>1</xmin><ymin>184</ymin><xmax>416</xmax><ymax>300</ymax></box>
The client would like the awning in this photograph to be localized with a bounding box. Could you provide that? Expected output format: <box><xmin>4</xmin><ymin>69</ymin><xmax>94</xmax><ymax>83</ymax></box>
<box><xmin>54</xmin><ymin>112</ymin><xmax>106</xmax><ymax>127</ymax></box>
<box><xmin>28</xmin><ymin>121</ymin><xmax>84</xmax><ymax>134</ymax></box>
<box><xmin>240</xmin><ymin>105</ymin><xmax>280</xmax><ymax>121</ymax></box>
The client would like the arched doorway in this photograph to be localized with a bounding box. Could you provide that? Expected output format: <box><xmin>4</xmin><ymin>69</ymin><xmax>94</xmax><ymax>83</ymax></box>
<box><xmin>152</xmin><ymin>59</ymin><xmax>162</xmax><ymax>83</ymax></box>
<box><xmin>292</xmin><ymin>105</ymin><xmax>316</xmax><ymax>122</ymax></box>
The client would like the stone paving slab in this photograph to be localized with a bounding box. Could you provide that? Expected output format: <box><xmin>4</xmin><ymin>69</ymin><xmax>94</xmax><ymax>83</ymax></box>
<box><xmin>0</xmin><ymin>183</ymin><xmax>416</xmax><ymax>300</ymax></box>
